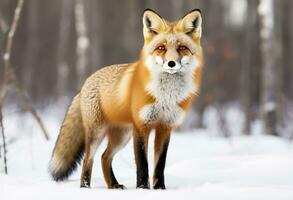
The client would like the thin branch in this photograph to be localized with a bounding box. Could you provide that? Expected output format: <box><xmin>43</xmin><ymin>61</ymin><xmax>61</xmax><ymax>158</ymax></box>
<box><xmin>1</xmin><ymin>0</ymin><xmax>24</xmax><ymax>103</ymax></box>
<box><xmin>0</xmin><ymin>0</ymin><xmax>25</xmax><ymax>175</ymax></box>
<box><xmin>0</xmin><ymin>112</ymin><xmax>7</xmax><ymax>174</ymax></box>
<box><xmin>11</xmin><ymin>69</ymin><xmax>49</xmax><ymax>140</ymax></box>
<box><xmin>0</xmin><ymin>0</ymin><xmax>49</xmax><ymax>142</ymax></box>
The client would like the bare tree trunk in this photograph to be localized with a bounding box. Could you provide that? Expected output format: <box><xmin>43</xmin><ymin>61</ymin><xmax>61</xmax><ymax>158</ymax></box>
<box><xmin>83</xmin><ymin>0</ymin><xmax>99</xmax><ymax>73</ymax></box>
<box><xmin>22</xmin><ymin>0</ymin><xmax>38</xmax><ymax>93</ymax></box>
<box><xmin>56</xmin><ymin>0</ymin><xmax>73</xmax><ymax>100</ymax></box>
<box><xmin>274</xmin><ymin>0</ymin><xmax>284</xmax><ymax>134</ymax></box>
<box><xmin>0</xmin><ymin>106</ymin><xmax>7</xmax><ymax>174</ymax></box>
<box><xmin>194</xmin><ymin>103</ymin><xmax>206</xmax><ymax>129</ymax></box>
<box><xmin>74</xmin><ymin>0</ymin><xmax>89</xmax><ymax>87</ymax></box>
<box><xmin>241</xmin><ymin>0</ymin><xmax>259</xmax><ymax>135</ymax></box>
<box><xmin>282</xmin><ymin>0</ymin><xmax>293</xmax><ymax>96</ymax></box>
<box><xmin>258</xmin><ymin>0</ymin><xmax>282</xmax><ymax>136</ymax></box>
<box><xmin>216</xmin><ymin>104</ymin><xmax>231</xmax><ymax>138</ymax></box>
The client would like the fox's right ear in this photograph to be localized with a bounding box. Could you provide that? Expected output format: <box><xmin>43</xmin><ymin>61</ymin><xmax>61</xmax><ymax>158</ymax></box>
<box><xmin>143</xmin><ymin>9</ymin><xmax>166</xmax><ymax>41</ymax></box>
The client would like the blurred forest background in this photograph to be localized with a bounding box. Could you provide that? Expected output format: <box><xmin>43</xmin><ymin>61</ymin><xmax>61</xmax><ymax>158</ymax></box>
<box><xmin>0</xmin><ymin>0</ymin><xmax>293</xmax><ymax>138</ymax></box>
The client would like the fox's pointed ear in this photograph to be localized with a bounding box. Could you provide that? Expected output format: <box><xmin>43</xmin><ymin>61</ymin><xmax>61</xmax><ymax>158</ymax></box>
<box><xmin>143</xmin><ymin>9</ymin><xmax>167</xmax><ymax>40</ymax></box>
<box><xmin>177</xmin><ymin>9</ymin><xmax>202</xmax><ymax>39</ymax></box>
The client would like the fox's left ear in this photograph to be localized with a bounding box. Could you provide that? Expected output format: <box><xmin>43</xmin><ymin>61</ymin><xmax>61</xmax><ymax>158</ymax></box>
<box><xmin>177</xmin><ymin>9</ymin><xmax>202</xmax><ymax>39</ymax></box>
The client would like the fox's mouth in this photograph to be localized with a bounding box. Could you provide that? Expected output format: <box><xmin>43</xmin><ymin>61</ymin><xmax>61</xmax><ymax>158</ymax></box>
<box><xmin>163</xmin><ymin>68</ymin><xmax>180</xmax><ymax>74</ymax></box>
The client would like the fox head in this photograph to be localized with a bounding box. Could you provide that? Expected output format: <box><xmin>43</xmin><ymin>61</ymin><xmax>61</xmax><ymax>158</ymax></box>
<box><xmin>142</xmin><ymin>9</ymin><xmax>203</xmax><ymax>75</ymax></box>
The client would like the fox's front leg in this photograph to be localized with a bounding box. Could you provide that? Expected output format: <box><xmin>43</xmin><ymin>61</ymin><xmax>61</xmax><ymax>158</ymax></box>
<box><xmin>153</xmin><ymin>126</ymin><xmax>171</xmax><ymax>189</ymax></box>
<box><xmin>133</xmin><ymin>127</ymin><xmax>151</xmax><ymax>189</ymax></box>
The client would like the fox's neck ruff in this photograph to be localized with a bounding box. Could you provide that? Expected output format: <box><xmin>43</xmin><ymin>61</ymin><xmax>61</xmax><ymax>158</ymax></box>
<box><xmin>144</xmin><ymin>56</ymin><xmax>198</xmax><ymax>104</ymax></box>
<box><xmin>146</xmin><ymin>71</ymin><xmax>196</xmax><ymax>103</ymax></box>
<box><xmin>138</xmin><ymin>59</ymin><xmax>198</xmax><ymax>126</ymax></box>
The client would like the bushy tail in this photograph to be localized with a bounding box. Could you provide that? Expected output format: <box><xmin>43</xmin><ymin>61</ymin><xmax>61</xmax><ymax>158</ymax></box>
<box><xmin>49</xmin><ymin>94</ymin><xmax>85</xmax><ymax>181</ymax></box>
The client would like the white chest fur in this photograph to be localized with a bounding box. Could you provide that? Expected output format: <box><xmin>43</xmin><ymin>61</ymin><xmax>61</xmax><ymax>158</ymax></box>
<box><xmin>139</xmin><ymin>101</ymin><xmax>185</xmax><ymax>126</ymax></box>
<box><xmin>139</xmin><ymin>71</ymin><xmax>196</xmax><ymax>126</ymax></box>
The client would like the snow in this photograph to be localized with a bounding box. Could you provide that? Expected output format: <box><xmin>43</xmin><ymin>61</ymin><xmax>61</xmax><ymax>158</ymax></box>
<box><xmin>1</xmin><ymin>106</ymin><xmax>293</xmax><ymax>200</ymax></box>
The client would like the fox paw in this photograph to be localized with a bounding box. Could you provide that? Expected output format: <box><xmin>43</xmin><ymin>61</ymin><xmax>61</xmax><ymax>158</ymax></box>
<box><xmin>80</xmin><ymin>183</ymin><xmax>90</xmax><ymax>188</ymax></box>
<box><xmin>136</xmin><ymin>183</ymin><xmax>150</xmax><ymax>189</ymax></box>
<box><xmin>153</xmin><ymin>184</ymin><xmax>166</xmax><ymax>190</ymax></box>
<box><xmin>111</xmin><ymin>184</ymin><xmax>126</xmax><ymax>189</ymax></box>
<box><xmin>153</xmin><ymin>178</ymin><xmax>166</xmax><ymax>189</ymax></box>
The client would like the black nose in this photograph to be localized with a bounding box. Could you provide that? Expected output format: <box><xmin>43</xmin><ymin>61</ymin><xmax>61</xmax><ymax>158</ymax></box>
<box><xmin>168</xmin><ymin>61</ymin><xmax>176</xmax><ymax>68</ymax></box>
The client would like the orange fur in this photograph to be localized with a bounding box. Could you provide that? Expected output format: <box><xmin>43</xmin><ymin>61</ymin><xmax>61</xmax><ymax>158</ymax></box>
<box><xmin>49</xmin><ymin>9</ymin><xmax>204</xmax><ymax>189</ymax></box>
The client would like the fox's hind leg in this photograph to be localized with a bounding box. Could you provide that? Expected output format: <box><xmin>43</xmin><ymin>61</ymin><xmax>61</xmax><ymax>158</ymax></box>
<box><xmin>102</xmin><ymin>125</ymin><xmax>131</xmax><ymax>189</ymax></box>
<box><xmin>80</xmin><ymin>125</ymin><xmax>105</xmax><ymax>188</ymax></box>
<box><xmin>79</xmin><ymin>87</ymin><xmax>106</xmax><ymax>188</ymax></box>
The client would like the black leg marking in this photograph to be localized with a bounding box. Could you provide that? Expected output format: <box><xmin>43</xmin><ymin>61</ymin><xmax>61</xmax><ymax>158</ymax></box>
<box><xmin>80</xmin><ymin>158</ymin><xmax>93</xmax><ymax>188</ymax></box>
<box><xmin>80</xmin><ymin>167</ymin><xmax>91</xmax><ymax>188</ymax></box>
<box><xmin>135</xmin><ymin>136</ymin><xmax>150</xmax><ymax>189</ymax></box>
<box><xmin>109</xmin><ymin>165</ymin><xmax>118</xmax><ymax>184</ymax></box>
<box><xmin>153</xmin><ymin>138</ymin><xmax>170</xmax><ymax>189</ymax></box>
<box><xmin>109</xmin><ymin>166</ymin><xmax>126</xmax><ymax>189</ymax></box>
<box><xmin>101</xmin><ymin>148</ymin><xmax>127</xmax><ymax>189</ymax></box>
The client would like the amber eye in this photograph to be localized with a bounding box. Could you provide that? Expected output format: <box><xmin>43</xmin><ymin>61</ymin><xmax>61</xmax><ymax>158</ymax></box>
<box><xmin>178</xmin><ymin>46</ymin><xmax>188</xmax><ymax>51</ymax></box>
<box><xmin>156</xmin><ymin>45</ymin><xmax>166</xmax><ymax>51</ymax></box>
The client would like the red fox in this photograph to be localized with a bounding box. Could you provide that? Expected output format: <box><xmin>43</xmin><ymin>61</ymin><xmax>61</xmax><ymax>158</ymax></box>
<box><xmin>49</xmin><ymin>9</ymin><xmax>204</xmax><ymax>189</ymax></box>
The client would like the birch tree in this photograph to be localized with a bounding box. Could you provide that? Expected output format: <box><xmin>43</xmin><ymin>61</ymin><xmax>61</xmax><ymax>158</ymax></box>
<box><xmin>57</xmin><ymin>0</ymin><xmax>74</xmax><ymax>100</ymax></box>
<box><xmin>258</xmin><ymin>0</ymin><xmax>282</xmax><ymax>136</ymax></box>
<box><xmin>75</xmin><ymin>0</ymin><xmax>89</xmax><ymax>87</ymax></box>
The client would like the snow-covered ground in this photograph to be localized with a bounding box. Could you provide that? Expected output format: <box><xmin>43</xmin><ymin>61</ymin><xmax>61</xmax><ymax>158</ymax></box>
<box><xmin>1</xmin><ymin>106</ymin><xmax>293</xmax><ymax>200</ymax></box>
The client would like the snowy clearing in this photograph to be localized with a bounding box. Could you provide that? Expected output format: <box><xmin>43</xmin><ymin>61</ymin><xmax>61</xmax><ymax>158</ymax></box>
<box><xmin>1</xmin><ymin>108</ymin><xmax>293</xmax><ymax>200</ymax></box>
